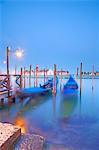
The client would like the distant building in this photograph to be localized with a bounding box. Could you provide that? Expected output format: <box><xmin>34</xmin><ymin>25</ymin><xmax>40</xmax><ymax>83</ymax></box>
<box><xmin>47</xmin><ymin>69</ymin><xmax>53</xmax><ymax>76</ymax></box>
<box><xmin>96</xmin><ymin>72</ymin><xmax>99</xmax><ymax>76</ymax></box>
<box><xmin>57</xmin><ymin>70</ymin><xmax>69</xmax><ymax>76</ymax></box>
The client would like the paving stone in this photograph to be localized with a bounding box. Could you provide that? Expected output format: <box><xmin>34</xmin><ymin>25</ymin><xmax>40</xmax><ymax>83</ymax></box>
<box><xmin>14</xmin><ymin>133</ymin><xmax>45</xmax><ymax>150</ymax></box>
<box><xmin>0</xmin><ymin>122</ymin><xmax>21</xmax><ymax>150</ymax></box>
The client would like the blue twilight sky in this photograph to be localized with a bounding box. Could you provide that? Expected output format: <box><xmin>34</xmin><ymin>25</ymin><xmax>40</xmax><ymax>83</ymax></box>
<box><xmin>0</xmin><ymin>0</ymin><xmax>99</xmax><ymax>73</ymax></box>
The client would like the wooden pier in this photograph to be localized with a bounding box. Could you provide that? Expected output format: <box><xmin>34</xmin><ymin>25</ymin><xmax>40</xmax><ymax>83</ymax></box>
<box><xmin>0</xmin><ymin>53</ymin><xmax>98</xmax><ymax>101</ymax></box>
<box><xmin>0</xmin><ymin>73</ymin><xmax>22</xmax><ymax>101</ymax></box>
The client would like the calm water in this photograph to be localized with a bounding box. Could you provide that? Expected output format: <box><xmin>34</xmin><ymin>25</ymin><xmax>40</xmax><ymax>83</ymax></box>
<box><xmin>0</xmin><ymin>78</ymin><xmax>99</xmax><ymax>150</ymax></box>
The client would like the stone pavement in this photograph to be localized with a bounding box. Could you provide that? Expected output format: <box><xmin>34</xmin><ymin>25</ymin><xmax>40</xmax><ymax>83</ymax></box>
<box><xmin>14</xmin><ymin>133</ymin><xmax>45</xmax><ymax>150</ymax></box>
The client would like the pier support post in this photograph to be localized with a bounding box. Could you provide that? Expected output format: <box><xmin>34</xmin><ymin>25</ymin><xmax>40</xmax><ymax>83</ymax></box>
<box><xmin>36</xmin><ymin>64</ymin><xmax>38</xmax><ymax>87</ymax></box>
<box><xmin>60</xmin><ymin>68</ymin><xmax>62</xmax><ymax>83</ymax></box>
<box><xmin>44</xmin><ymin>69</ymin><xmax>45</xmax><ymax>84</ymax></box>
<box><xmin>80</xmin><ymin>62</ymin><xmax>82</xmax><ymax>97</ymax></box>
<box><xmin>20</xmin><ymin>67</ymin><xmax>23</xmax><ymax>89</ymax></box>
<box><xmin>34</xmin><ymin>69</ymin><xmax>35</xmax><ymax>87</ymax></box>
<box><xmin>6</xmin><ymin>47</ymin><xmax>10</xmax><ymax>97</ymax></box>
<box><xmin>45</xmin><ymin>67</ymin><xmax>48</xmax><ymax>80</ymax></box>
<box><xmin>76</xmin><ymin>67</ymin><xmax>79</xmax><ymax>79</ymax></box>
<box><xmin>53</xmin><ymin>64</ymin><xmax>56</xmax><ymax>96</ymax></box>
<box><xmin>29</xmin><ymin>65</ymin><xmax>32</xmax><ymax>87</ymax></box>
<box><xmin>1</xmin><ymin>98</ymin><xmax>4</xmax><ymax>106</ymax></box>
<box><xmin>24</xmin><ymin>67</ymin><xmax>26</xmax><ymax>88</ymax></box>
<box><xmin>15</xmin><ymin>65</ymin><xmax>17</xmax><ymax>75</ymax></box>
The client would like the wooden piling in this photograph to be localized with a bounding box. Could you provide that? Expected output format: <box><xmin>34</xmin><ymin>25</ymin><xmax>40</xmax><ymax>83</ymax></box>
<box><xmin>76</xmin><ymin>67</ymin><xmax>79</xmax><ymax>79</ymax></box>
<box><xmin>44</xmin><ymin>69</ymin><xmax>46</xmax><ymax>84</ymax></box>
<box><xmin>45</xmin><ymin>67</ymin><xmax>48</xmax><ymax>79</ymax></box>
<box><xmin>53</xmin><ymin>64</ymin><xmax>56</xmax><ymax>96</ymax></box>
<box><xmin>6</xmin><ymin>47</ymin><xmax>10</xmax><ymax>97</ymax></box>
<box><xmin>80</xmin><ymin>63</ymin><xmax>82</xmax><ymax>97</ymax></box>
<box><xmin>34</xmin><ymin>69</ymin><xmax>36</xmax><ymax>87</ymax></box>
<box><xmin>0</xmin><ymin>98</ymin><xmax>4</xmax><ymax>106</ymax></box>
<box><xmin>46</xmin><ymin>68</ymin><xmax>47</xmax><ymax>76</ymax></box>
<box><xmin>20</xmin><ymin>68</ymin><xmax>23</xmax><ymax>89</ymax></box>
<box><xmin>79</xmin><ymin>64</ymin><xmax>82</xmax><ymax>115</ymax></box>
<box><xmin>60</xmin><ymin>68</ymin><xmax>62</xmax><ymax>83</ymax></box>
<box><xmin>29</xmin><ymin>65</ymin><xmax>32</xmax><ymax>87</ymax></box>
<box><xmin>15</xmin><ymin>65</ymin><xmax>17</xmax><ymax>75</ymax></box>
<box><xmin>35</xmin><ymin>64</ymin><xmax>38</xmax><ymax>87</ymax></box>
<box><xmin>80</xmin><ymin>63</ymin><xmax>82</xmax><ymax>77</ymax></box>
<box><xmin>24</xmin><ymin>67</ymin><xmax>26</xmax><ymax>88</ymax></box>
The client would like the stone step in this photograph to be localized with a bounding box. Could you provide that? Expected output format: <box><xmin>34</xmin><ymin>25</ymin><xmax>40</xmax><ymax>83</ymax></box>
<box><xmin>0</xmin><ymin>122</ymin><xmax>21</xmax><ymax>150</ymax></box>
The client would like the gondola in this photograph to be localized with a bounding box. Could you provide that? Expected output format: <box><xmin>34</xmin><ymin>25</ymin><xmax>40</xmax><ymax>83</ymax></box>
<box><xmin>16</xmin><ymin>80</ymin><xmax>52</xmax><ymax>98</ymax></box>
<box><xmin>63</xmin><ymin>76</ymin><xmax>78</xmax><ymax>93</ymax></box>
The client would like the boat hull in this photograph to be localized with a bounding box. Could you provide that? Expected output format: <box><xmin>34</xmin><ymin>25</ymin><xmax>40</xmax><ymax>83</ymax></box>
<box><xmin>63</xmin><ymin>76</ymin><xmax>78</xmax><ymax>94</ymax></box>
<box><xmin>16</xmin><ymin>87</ymin><xmax>52</xmax><ymax>98</ymax></box>
<box><xmin>63</xmin><ymin>88</ymin><xmax>78</xmax><ymax>94</ymax></box>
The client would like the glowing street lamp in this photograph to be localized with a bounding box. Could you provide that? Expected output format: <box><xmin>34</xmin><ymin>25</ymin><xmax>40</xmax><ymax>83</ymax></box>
<box><xmin>15</xmin><ymin>48</ymin><xmax>24</xmax><ymax>58</ymax></box>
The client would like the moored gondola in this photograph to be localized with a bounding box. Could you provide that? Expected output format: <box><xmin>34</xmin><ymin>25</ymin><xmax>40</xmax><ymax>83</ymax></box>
<box><xmin>64</xmin><ymin>76</ymin><xmax>78</xmax><ymax>93</ymax></box>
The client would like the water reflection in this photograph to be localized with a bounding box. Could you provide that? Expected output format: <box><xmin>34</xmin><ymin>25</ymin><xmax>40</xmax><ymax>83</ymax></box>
<box><xmin>92</xmin><ymin>77</ymin><xmax>94</xmax><ymax>94</ymax></box>
<box><xmin>14</xmin><ymin>116</ymin><xmax>27</xmax><ymax>133</ymax></box>
<box><xmin>60</xmin><ymin>92</ymin><xmax>78</xmax><ymax>119</ymax></box>
<box><xmin>59</xmin><ymin>83</ymin><xmax>62</xmax><ymax>92</ymax></box>
<box><xmin>0</xmin><ymin>100</ymin><xmax>15</xmax><ymax>111</ymax></box>
<box><xmin>80</xmin><ymin>77</ymin><xmax>82</xmax><ymax>99</ymax></box>
<box><xmin>0</xmin><ymin>79</ymin><xmax>99</xmax><ymax>149</ymax></box>
<box><xmin>79</xmin><ymin>92</ymin><xmax>82</xmax><ymax>117</ymax></box>
<box><xmin>52</xmin><ymin>96</ymin><xmax>56</xmax><ymax>121</ymax></box>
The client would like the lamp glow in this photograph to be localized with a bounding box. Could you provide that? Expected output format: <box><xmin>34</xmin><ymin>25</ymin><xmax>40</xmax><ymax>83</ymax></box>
<box><xmin>3</xmin><ymin>60</ymin><xmax>6</xmax><ymax>64</ymax></box>
<box><xmin>15</xmin><ymin>49</ymin><xmax>24</xmax><ymax>58</ymax></box>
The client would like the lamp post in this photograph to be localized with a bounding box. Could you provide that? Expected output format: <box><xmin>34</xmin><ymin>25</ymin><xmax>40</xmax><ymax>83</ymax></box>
<box><xmin>6</xmin><ymin>46</ymin><xmax>24</xmax><ymax>97</ymax></box>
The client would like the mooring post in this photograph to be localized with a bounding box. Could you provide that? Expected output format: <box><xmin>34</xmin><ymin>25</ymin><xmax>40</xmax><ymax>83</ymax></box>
<box><xmin>45</xmin><ymin>67</ymin><xmax>48</xmax><ymax>80</ymax></box>
<box><xmin>46</xmin><ymin>67</ymin><xmax>47</xmax><ymax>76</ymax></box>
<box><xmin>80</xmin><ymin>62</ymin><xmax>82</xmax><ymax>97</ymax></box>
<box><xmin>76</xmin><ymin>67</ymin><xmax>79</xmax><ymax>78</ymax></box>
<box><xmin>44</xmin><ymin>68</ymin><xmax>45</xmax><ymax>84</ymax></box>
<box><xmin>53</xmin><ymin>64</ymin><xmax>56</xmax><ymax>96</ymax></box>
<box><xmin>6</xmin><ymin>47</ymin><xmax>10</xmax><ymax>97</ymax></box>
<box><xmin>20</xmin><ymin>67</ymin><xmax>23</xmax><ymax>89</ymax></box>
<box><xmin>29</xmin><ymin>65</ymin><xmax>32</xmax><ymax>87</ymax></box>
<box><xmin>60</xmin><ymin>68</ymin><xmax>62</xmax><ymax>83</ymax></box>
<box><xmin>36</xmin><ymin>64</ymin><xmax>38</xmax><ymax>87</ymax></box>
<box><xmin>1</xmin><ymin>98</ymin><xmax>4</xmax><ymax>106</ymax></box>
<box><xmin>34</xmin><ymin>69</ymin><xmax>36</xmax><ymax>87</ymax></box>
<box><xmin>15</xmin><ymin>65</ymin><xmax>17</xmax><ymax>75</ymax></box>
<box><xmin>24</xmin><ymin>67</ymin><xmax>26</xmax><ymax>88</ymax></box>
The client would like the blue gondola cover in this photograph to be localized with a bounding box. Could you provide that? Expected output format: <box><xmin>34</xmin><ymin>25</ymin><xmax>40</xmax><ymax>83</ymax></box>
<box><xmin>64</xmin><ymin>76</ymin><xmax>78</xmax><ymax>91</ymax></box>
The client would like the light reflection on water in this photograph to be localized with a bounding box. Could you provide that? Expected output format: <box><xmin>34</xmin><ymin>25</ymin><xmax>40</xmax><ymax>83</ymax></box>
<box><xmin>0</xmin><ymin>79</ymin><xmax>99</xmax><ymax>150</ymax></box>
